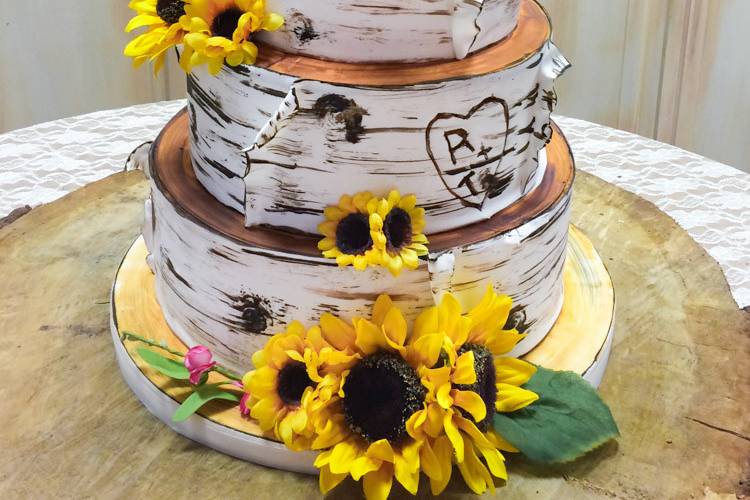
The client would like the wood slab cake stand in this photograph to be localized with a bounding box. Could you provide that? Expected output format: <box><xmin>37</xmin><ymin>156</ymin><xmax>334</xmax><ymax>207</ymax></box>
<box><xmin>1</xmin><ymin>168</ymin><xmax>748</xmax><ymax>498</ymax></box>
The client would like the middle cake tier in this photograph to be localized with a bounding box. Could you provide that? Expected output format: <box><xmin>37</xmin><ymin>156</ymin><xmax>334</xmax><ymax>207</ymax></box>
<box><xmin>143</xmin><ymin>110</ymin><xmax>574</xmax><ymax>374</ymax></box>
<box><xmin>188</xmin><ymin>0</ymin><xmax>569</xmax><ymax>234</ymax></box>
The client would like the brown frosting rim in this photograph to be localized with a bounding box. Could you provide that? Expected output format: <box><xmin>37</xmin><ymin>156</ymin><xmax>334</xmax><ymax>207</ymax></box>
<box><xmin>150</xmin><ymin>109</ymin><xmax>574</xmax><ymax>257</ymax></box>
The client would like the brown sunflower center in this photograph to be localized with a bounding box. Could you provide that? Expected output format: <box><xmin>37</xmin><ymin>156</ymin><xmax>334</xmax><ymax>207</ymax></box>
<box><xmin>277</xmin><ymin>362</ymin><xmax>314</xmax><ymax>406</ymax></box>
<box><xmin>383</xmin><ymin>207</ymin><xmax>413</xmax><ymax>252</ymax></box>
<box><xmin>335</xmin><ymin>213</ymin><xmax>372</xmax><ymax>255</ymax></box>
<box><xmin>455</xmin><ymin>343</ymin><xmax>497</xmax><ymax>431</ymax></box>
<box><xmin>156</xmin><ymin>0</ymin><xmax>185</xmax><ymax>24</ymax></box>
<box><xmin>343</xmin><ymin>352</ymin><xmax>425</xmax><ymax>443</ymax></box>
<box><xmin>211</xmin><ymin>7</ymin><xmax>244</xmax><ymax>39</ymax></box>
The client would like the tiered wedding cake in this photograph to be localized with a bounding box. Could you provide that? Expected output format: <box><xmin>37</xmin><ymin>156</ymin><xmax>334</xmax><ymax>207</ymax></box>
<box><xmin>143</xmin><ymin>0</ymin><xmax>572</xmax><ymax>373</ymax></box>
<box><xmin>114</xmin><ymin>0</ymin><xmax>618</xmax><ymax>496</ymax></box>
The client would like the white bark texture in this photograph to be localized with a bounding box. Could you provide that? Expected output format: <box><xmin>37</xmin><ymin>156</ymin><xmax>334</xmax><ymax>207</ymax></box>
<box><xmin>255</xmin><ymin>0</ymin><xmax>521</xmax><ymax>62</ymax></box>
<box><xmin>187</xmin><ymin>41</ymin><xmax>569</xmax><ymax>233</ymax></box>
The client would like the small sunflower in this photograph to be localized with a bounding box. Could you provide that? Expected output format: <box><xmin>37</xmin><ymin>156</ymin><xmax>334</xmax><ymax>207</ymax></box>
<box><xmin>405</xmin><ymin>287</ymin><xmax>539</xmax><ymax>494</ymax></box>
<box><xmin>180</xmin><ymin>0</ymin><xmax>284</xmax><ymax>75</ymax></box>
<box><xmin>318</xmin><ymin>192</ymin><xmax>383</xmax><ymax>272</ymax></box>
<box><xmin>243</xmin><ymin>320</ymin><xmax>356</xmax><ymax>450</ymax></box>
<box><xmin>318</xmin><ymin>190</ymin><xmax>429</xmax><ymax>276</ymax></box>
<box><xmin>369</xmin><ymin>190</ymin><xmax>429</xmax><ymax>276</ymax></box>
<box><xmin>124</xmin><ymin>0</ymin><xmax>189</xmax><ymax>74</ymax></box>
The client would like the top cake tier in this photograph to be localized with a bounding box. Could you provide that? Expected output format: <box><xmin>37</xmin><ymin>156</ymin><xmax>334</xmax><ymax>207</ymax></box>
<box><xmin>255</xmin><ymin>0</ymin><xmax>521</xmax><ymax>62</ymax></box>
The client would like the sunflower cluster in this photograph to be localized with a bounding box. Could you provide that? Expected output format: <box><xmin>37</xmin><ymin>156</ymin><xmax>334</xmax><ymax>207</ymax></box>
<box><xmin>124</xmin><ymin>0</ymin><xmax>284</xmax><ymax>75</ymax></box>
<box><xmin>318</xmin><ymin>190</ymin><xmax>429</xmax><ymax>277</ymax></box>
<box><xmin>242</xmin><ymin>287</ymin><xmax>540</xmax><ymax>500</ymax></box>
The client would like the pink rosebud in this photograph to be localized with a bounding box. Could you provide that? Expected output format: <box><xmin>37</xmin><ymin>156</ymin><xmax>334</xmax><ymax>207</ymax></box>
<box><xmin>184</xmin><ymin>345</ymin><xmax>217</xmax><ymax>384</ymax></box>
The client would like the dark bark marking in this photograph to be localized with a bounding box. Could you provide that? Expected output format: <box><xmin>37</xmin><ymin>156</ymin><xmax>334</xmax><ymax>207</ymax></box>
<box><xmin>187</xmin><ymin>74</ymin><xmax>233</xmax><ymax>127</ymax></box>
<box><xmin>290</xmin><ymin>11</ymin><xmax>319</xmax><ymax>44</ymax></box>
<box><xmin>312</xmin><ymin>94</ymin><xmax>368</xmax><ymax>143</ymax></box>
<box><xmin>503</xmin><ymin>305</ymin><xmax>531</xmax><ymax>333</ymax></box>
<box><xmin>480</xmin><ymin>170</ymin><xmax>514</xmax><ymax>200</ymax></box>
<box><xmin>164</xmin><ymin>256</ymin><xmax>193</xmax><ymax>291</ymax></box>
<box><xmin>227</xmin><ymin>293</ymin><xmax>274</xmax><ymax>333</ymax></box>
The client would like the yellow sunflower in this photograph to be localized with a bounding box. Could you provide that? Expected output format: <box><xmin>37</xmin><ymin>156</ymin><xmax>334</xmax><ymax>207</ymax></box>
<box><xmin>180</xmin><ymin>0</ymin><xmax>284</xmax><ymax>75</ymax></box>
<box><xmin>243</xmin><ymin>320</ymin><xmax>356</xmax><ymax>450</ymax></box>
<box><xmin>368</xmin><ymin>190</ymin><xmax>429</xmax><ymax>276</ymax></box>
<box><xmin>405</xmin><ymin>287</ymin><xmax>540</xmax><ymax>494</ymax></box>
<box><xmin>318</xmin><ymin>192</ymin><xmax>383</xmax><ymax>272</ymax></box>
<box><xmin>124</xmin><ymin>0</ymin><xmax>189</xmax><ymax>74</ymax></box>
<box><xmin>245</xmin><ymin>290</ymin><xmax>539</xmax><ymax>499</ymax></box>
<box><xmin>309</xmin><ymin>295</ymin><xmax>432</xmax><ymax>500</ymax></box>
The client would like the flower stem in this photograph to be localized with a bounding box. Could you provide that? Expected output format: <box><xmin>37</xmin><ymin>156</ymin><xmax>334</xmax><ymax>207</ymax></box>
<box><xmin>120</xmin><ymin>330</ymin><xmax>244</xmax><ymax>382</ymax></box>
<box><xmin>120</xmin><ymin>331</ymin><xmax>185</xmax><ymax>357</ymax></box>
<box><xmin>212</xmin><ymin>365</ymin><xmax>243</xmax><ymax>382</ymax></box>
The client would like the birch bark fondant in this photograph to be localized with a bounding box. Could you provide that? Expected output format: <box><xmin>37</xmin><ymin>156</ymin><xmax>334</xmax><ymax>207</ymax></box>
<box><xmin>188</xmin><ymin>40</ymin><xmax>569</xmax><ymax>233</ymax></box>
<box><xmin>256</xmin><ymin>0</ymin><xmax>522</xmax><ymax>63</ymax></box>
<box><xmin>144</xmin><ymin>112</ymin><xmax>574</xmax><ymax>374</ymax></box>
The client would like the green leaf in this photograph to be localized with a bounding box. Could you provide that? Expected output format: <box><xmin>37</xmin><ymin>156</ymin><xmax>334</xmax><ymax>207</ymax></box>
<box><xmin>137</xmin><ymin>347</ymin><xmax>190</xmax><ymax>380</ymax></box>
<box><xmin>493</xmin><ymin>366</ymin><xmax>619</xmax><ymax>464</ymax></box>
<box><xmin>172</xmin><ymin>384</ymin><xmax>240</xmax><ymax>423</ymax></box>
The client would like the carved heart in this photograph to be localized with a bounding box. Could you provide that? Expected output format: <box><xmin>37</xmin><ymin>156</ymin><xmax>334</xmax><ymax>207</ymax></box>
<box><xmin>426</xmin><ymin>97</ymin><xmax>511</xmax><ymax>209</ymax></box>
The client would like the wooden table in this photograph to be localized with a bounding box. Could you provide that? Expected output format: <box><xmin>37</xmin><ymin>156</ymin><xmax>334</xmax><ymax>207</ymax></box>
<box><xmin>0</xmin><ymin>170</ymin><xmax>747</xmax><ymax>499</ymax></box>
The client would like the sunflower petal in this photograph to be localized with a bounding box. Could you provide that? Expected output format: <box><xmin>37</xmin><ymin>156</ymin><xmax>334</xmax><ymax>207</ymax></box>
<box><xmin>495</xmin><ymin>357</ymin><xmax>537</xmax><ymax>385</ymax></box>
<box><xmin>319</xmin><ymin>464</ymin><xmax>348</xmax><ymax>494</ymax></box>
<box><xmin>400</xmin><ymin>248</ymin><xmax>420</xmax><ymax>269</ymax></box>
<box><xmin>353</xmin><ymin>317</ymin><xmax>386</xmax><ymax>354</ymax></box>
<box><xmin>382</xmin><ymin>307</ymin><xmax>408</xmax><ymax>349</ymax></box>
<box><xmin>444</xmin><ymin>412</ymin><xmax>464</xmax><ymax>462</ymax></box>
<box><xmin>394</xmin><ymin>461</ymin><xmax>419</xmax><ymax>495</ymax></box>
<box><xmin>398</xmin><ymin>194</ymin><xmax>417</xmax><ymax>211</ymax></box>
<box><xmin>329</xmin><ymin>440</ymin><xmax>359</xmax><ymax>474</ymax></box>
<box><xmin>452</xmin><ymin>351</ymin><xmax>477</xmax><ymax>385</ymax></box>
<box><xmin>320</xmin><ymin>313</ymin><xmax>355</xmax><ymax>351</ymax></box>
<box><xmin>362</xmin><ymin>464</ymin><xmax>393</xmax><ymax>500</ymax></box>
<box><xmin>351</xmin><ymin>456</ymin><xmax>380</xmax><ymax>481</ymax></box>
<box><xmin>125</xmin><ymin>14</ymin><xmax>164</xmax><ymax>32</ymax></box>
<box><xmin>430</xmin><ymin>436</ymin><xmax>454</xmax><ymax>495</ymax></box>
<box><xmin>419</xmin><ymin>438</ymin><xmax>442</xmax><ymax>482</ymax></box>
<box><xmin>438</xmin><ymin>293</ymin><xmax>467</xmax><ymax>345</ymax></box>
<box><xmin>454</xmin><ymin>415</ymin><xmax>496</xmax><ymax>449</ymax></box>
<box><xmin>262</xmin><ymin>12</ymin><xmax>285</xmax><ymax>31</ymax></box>
<box><xmin>413</xmin><ymin>306</ymin><xmax>438</xmax><ymax>339</ymax></box>
<box><xmin>496</xmin><ymin>384</ymin><xmax>539</xmax><ymax>412</ymax></box>
<box><xmin>486</xmin><ymin>430</ymin><xmax>519</xmax><ymax>453</ymax></box>
<box><xmin>484</xmin><ymin>329</ymin><xmax>525</xmax><ymax>356</ymax></box>
<box><xmin>457</xmin><ymin>439</ymin><xmax>494</xmax><ymax>494</ymax></box>
<box><xmin>452</xmin><ymin>389</ymin><xmax>487</xmax><ymax>423</ymax></box>
<box><xmin>479</xmin><ymin>446</ymin><xmax>507</xmax><ymax>480</ymax></box>
<box><xmin>406</xmin><ymin>333</ymin><xmax>442</xmax><ymax>367</ymax></box>
<box><xmin>436</xmin><ymin>379</ymin><xmax>453</xmax><ymax>409</ymax></box>
<box><xmin>385</xmin><ymin>254</ymin><xmax>403</xmax><ymax>276</ymax></box>
<box><xmin>371</xmin><ymin>294</ymin><xmax>394</xmax><ymax>326</ymax></box>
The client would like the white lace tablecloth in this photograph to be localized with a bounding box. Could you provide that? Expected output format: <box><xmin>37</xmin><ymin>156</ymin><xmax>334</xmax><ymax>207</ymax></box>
<box><xmin>1</xmin><ymin>100</ymin><xmax>748</xmax><ymax>309</ymax></box>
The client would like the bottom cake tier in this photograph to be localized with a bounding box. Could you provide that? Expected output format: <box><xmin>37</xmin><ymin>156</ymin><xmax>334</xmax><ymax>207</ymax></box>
<box><xmin>111</xmin><ymin>227</ymin><xmax>614</xmax><ymax>473</ymax></box>
<box><xmin>143</xmin><ymin>111</ymin><xmax>575</xmax><ymax>373</ymax></box>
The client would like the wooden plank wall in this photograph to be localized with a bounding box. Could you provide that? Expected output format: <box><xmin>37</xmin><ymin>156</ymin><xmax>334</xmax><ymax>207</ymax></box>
<box><xmin>542</xmin><ymin>0</ymin><xmax>750</xmax><ymax>172</ymax></box>
<box><xmin>0</xmin><ymin>0</ymin><xmax>748</xmax><ymax>172</ymax></box>
<box><xmin>0</xmin><ymin>0</ymin><xmax>185</xmax><ymax>133</ymax></box>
